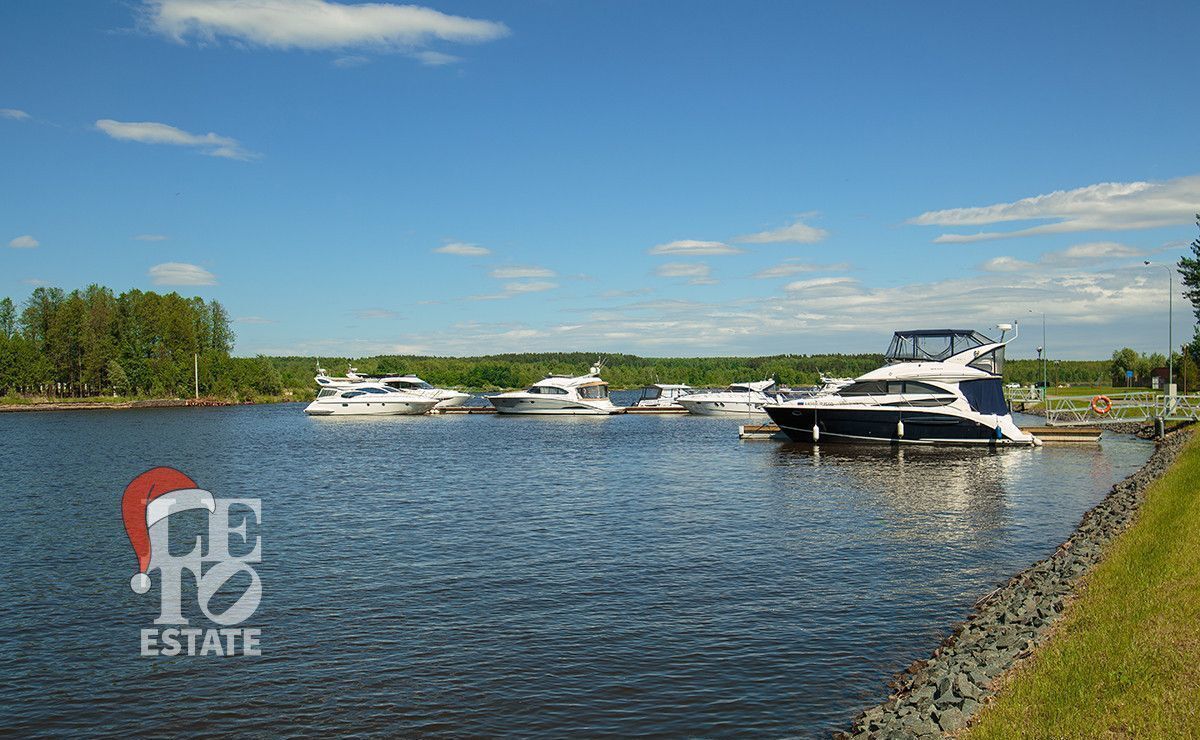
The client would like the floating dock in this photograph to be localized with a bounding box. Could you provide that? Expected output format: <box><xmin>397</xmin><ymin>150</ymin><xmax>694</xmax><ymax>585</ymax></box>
<box><xmin>434</xmin><ymin>405</ymin><xmax>691</xmax><ymax>415</ymax></box>
<box><xmin>738</xmin><ymin>423</ymin><xmax>1104</xmax><ymax>444</ymax></box>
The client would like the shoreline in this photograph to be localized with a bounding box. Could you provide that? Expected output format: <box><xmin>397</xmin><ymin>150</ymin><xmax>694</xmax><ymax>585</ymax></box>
<box><xmin>840</xmin><ymin>425</ymin><xmax>1192</xmax><ymax>737</ymax></box>
<box><xmin>0</xmin><ymin>398</ymin><xmax>262</xmax><ymax>413</ymax></box>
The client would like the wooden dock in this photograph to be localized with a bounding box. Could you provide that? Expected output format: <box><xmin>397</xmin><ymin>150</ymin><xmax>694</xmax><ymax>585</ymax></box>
<box><xmin>434</xmin><ymin>405</ymin><xmax>691</xmax><ymax>415</ymax></box>
<box><xmin>738</xmin><ymin>424</ymin><xmax>1104</xmax><ymax>443</ymax></box>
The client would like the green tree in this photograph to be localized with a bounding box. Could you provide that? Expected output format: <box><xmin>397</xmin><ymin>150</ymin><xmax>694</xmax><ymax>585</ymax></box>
<box><xmin>0</xmin><ymin>297</ymin><xmax>15</xmax><ymax>338</ymax></box>
<box><xmin>107</xmin><ymin>359</ymin><xmax>130</xmax><ymax>395</ymax></box>
<box><xmin>1179</xmin><ymin>214</ymin><xmax>1200</xmax><ymax>323</ymax></box>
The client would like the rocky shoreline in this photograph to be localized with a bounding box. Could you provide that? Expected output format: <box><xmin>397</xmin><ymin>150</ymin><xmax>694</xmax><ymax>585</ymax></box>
<box><xmin>841</xmin><ymin>425</ymin><xmax>1192</xmax><ymax>738</ymax></box>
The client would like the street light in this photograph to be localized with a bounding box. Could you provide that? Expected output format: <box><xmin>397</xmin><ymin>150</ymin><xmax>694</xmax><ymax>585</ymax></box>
<box><xmin>1027</xmin><ymin>309</ymin><xmax>1047</xmax><ymax>391</ymax></box>
<box><xmin>1143</xmin><ymin>261</ymin><xmax>1173</xmax><ymax>393</ymax></box>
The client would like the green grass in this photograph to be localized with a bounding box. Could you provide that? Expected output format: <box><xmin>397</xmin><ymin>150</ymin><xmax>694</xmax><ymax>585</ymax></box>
<box><xmin>967</xmin><ymin>430</ymin><xmax>1200</xmax><ymax>738</ymax></box>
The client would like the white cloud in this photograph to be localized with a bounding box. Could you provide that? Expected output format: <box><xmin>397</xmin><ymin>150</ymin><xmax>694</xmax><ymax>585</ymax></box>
<box><xmin>414</xmin><ymin>50</ymin><xmax>461</xmax><ymax>66</ymax></box>
<box><xmin>1</xmin><ymin>108</ymin><xmax>30</xmax><ymax>120</ymax></box>
<box><xmin>149</xmin><ymin>262</ymin><xmax>217</xmax><ymax>285</ymax></box>
<box><xmin>235</xmin><ymin>315</ymin><xmax>276</xmax><ymax>324</ymax></box>
<box><xmin>981</xmin><ymin>242</ymin><xmax>1146</xmax><ymax>273</ymax></box>
<box><xmin>734</xmin><ymin>216</ymin><xmax>829</xmax><ymax>244</ymax></box>
<box><xmin>96</xmin><ymin>119</ymin><xmax>258</xmax><ymax>160</ymax></box>
<box><xmin>754</xmin><ymin>260</ymin><xmax>851</xmax><ymax>279</ymax></box>
<box><xmin>489</xmin><ymin>265</ymin><xmax>555</xmax><ymax>279</ymax></box>
<box><xmin>354</xmin><ymin>308</ymin><xmax>400</xmax><ymax>319</ymax></box>
<box><xmin>433</xmin><ymin>241</ymin><xmax>490</xmax><ymax>256</ymax></box>
<box><xmin>134</xmin><ymin>233</ymin><xmax>170</xmax><ymax>241</ymax></box>
<box><xmin>144</xmin><ymin>0</ymin><xmax>509</xmax><ymax>51</ymax></box>
<box><xmin>22</xmin><ymin>278</ymin><xmax>51</xmax><ymax>286</ymax></box>
<box><xmin>655</xmin><ymin>262</ymin><xmax>715</xmax><ymax>285</ymax></box>
<box><xmin>8</xmin><ymin>235</ymin><xmax>39</xmax><ymax>248</ymax></box>
<box><xmin>333</xmin><ymin>54</ymin><xmax>370</xmax><ymax>68</ymax></box>
<box><xmin>981</xmin><ymin>256</ymin><xmax>1037</xmax><ymax>273</ymax></box>
<box><xmin>783</xmin><ymin>276</ymin><xmax>858</xmax><ymax>292</ymax></box>
<box><xmin>470</xmin><ymin>281</ymin><xmax>558</xmax><ymax>300</ymax></box>
<box><xmin>648</xmin><ymin>239</ymin><xmax>744</xmax><ymax>256</ymax></box>
<box><xmin>912</xmin><ymin>175</ymin><xmax>1200</xmax><ymax>242</ymax></box>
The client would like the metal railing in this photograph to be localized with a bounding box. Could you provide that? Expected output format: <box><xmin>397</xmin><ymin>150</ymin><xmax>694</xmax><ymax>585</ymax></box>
<box><xmin>1043</xmin><ymin>391</ymin><xmax>1200</xmax><ymax>426</ymax></box>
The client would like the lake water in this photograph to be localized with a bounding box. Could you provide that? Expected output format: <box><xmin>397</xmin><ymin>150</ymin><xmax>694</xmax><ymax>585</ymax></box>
<box><xmin>0</xmin><ymin>400</ymin><xmax>1151</xmax><ymax>736</ymax></box>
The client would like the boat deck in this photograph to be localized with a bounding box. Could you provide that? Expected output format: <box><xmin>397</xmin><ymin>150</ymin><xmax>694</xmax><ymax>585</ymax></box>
<box><xmin>738</xmin><ymin>423</ymin><xmax>1104</xmax><ymax>443</ymax></box>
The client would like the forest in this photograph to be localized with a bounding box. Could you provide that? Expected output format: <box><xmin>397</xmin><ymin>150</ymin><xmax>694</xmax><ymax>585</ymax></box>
<box><xmin>3</xmin><ymin>284</ymin><xmax>1196</xmax><ymax>401</ymax></box>
<box><xmin>0</xmin><ymin>286</ymin><xmax>281</xmax><ymax>399</ymax></box>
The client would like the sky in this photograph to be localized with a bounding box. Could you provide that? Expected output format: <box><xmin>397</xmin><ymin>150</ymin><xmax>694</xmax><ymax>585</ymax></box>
<box><xmin>2</xmin><ymin>0</ymin><xmax>1198</xmax><ymax>360</ymax></box>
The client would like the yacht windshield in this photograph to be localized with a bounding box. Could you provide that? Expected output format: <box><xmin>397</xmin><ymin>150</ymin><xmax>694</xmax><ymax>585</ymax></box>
<box><xmin>886</xmin><ymin>329</ymin><xmax>992</xmax><ymax>363</ymax></box>
<box><xmin>578</xmin><ymin>384</ymin><xmax>608</xmax><ymax>399</ymax></box>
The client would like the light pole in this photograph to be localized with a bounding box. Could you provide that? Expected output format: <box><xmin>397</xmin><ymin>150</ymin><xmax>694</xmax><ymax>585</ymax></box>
<box><xmin>1143</xmin><ymin>261</ymin><xmax>1173</xmax><ymax>393</ymax></box>
<box><xmin>1028</xmin><ymin>309</ymin><xmax>1046</xmax><ymax>391</ymax></box>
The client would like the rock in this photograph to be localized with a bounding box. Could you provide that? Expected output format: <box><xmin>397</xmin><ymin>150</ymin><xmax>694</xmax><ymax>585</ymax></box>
<box><xmin>935</xmin><ymin>705</ymin><xmax>968</xmax><ymax>733</ymax></box>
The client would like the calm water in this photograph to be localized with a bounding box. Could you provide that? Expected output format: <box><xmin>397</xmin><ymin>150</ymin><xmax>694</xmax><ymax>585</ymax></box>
<box><xmin>0</xmin><ymin>400</ymin><xmax>1151</xmax><ymax>736</ymax></box>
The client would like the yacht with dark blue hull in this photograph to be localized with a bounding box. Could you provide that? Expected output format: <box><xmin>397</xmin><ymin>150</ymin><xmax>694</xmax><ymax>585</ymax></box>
<box><xmin>764</xmin><ymin>325</ymin><xmax>1041</xmax><ymax>446</ymax></box>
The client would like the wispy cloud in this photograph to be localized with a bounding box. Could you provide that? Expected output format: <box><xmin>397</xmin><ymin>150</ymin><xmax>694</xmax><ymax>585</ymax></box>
<box><xmin>143</xmin><ymin>0</ymin><xmax>509</xmax><ymax>62</ymax></box>
<box><xmin>353</xmin><ymin>308</ymin><xmax>400</xmax><ymax>320</ymax></box>
<box><xmin>648</xmin><ymin>239</ymin><xmax>743</xmax><ymax>256</ymax></box>
<box><xmin>734</xmin><ymin>216</ymin><xmax>829</xmax><ymax>244</ymax></box>
<box><xmin>235</xmin><ymin>315</ymin><xmax>276</xmax><ymax>324</ymax></box>
<box><xmin>981</xmin><ymin>241</ymin><xmax>1146</xmax><ymax>273</ymax></box>
<box><xmin>22</xmin><ymin>278</ymin><xmax>51</xmax><ymax>287</ymax></box>
<box><xmin>784</xmin><ymin>276</ymin><xmax>858</xmax><ymax>292</ymax></box>
<box><xmin>433</xmin><ymin>241</ymin><xmax>490</xmax><ymax>256</ymax></box>
<box><xmin>8</xmin><ymin>235</ymin><xmax>39</xmax><ymax>248</ymax></box>
<box><xmin>911</xmin><ymin>175</ymin><xmax>1200</xmax><ymax>242</ymax></box>
<box><xmin>489</xmin><ymin>265</ymin><xmax>555</xmax><ymax>279</ymax></box>
<box><xmin>134</xmin><ymin>233</ymin><xmax>170</xmax><ymax>241</ymax></box>
<box><xmin>754</xmin><ymin>260</ymin><xmax>851</xmax><ymax>279</ymax></box>
<box><xmin>148</xmin><ymin>262</ymin><xmax>217</xmax><ymax>285</ymax></box>
<box><xmin>0</xmin><ymin>108</ymin><xmax>31</xmax><ymax>121</ymax></box>
<box><xmin>95</xmin><ymin>119</ymin><xmax>259</xmax><ymax>160</ymax></box>
<box><xmin>333</xmin><ymin>54</ymin><xmax>370</xmax><ymax>68</ymax></box>
<box><xmin>470</xmin><ymin>281</ymin><xmax>558</xmax><ymax>300</ymax></box>
<box><xmin>655</xmin><ymin>262</ymin><xmax>715</xmax><ymax>285</ymax></box>
<box><xmin>414</xmin><ymin>50</ymin><xmax>462</xmax><ymax>66</ymax></box>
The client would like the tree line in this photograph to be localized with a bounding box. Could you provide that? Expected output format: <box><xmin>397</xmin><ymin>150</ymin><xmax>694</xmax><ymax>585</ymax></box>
<box><xmin>0</xmin><ymin>286</ymin><xmax>281</xmax><ymax>399</ymax></box>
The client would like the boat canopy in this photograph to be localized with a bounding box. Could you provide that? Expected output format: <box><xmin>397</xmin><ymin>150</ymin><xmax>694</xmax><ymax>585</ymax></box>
<box><xmin>885</xmin><ymin>329</ymin><xmax>993</xmax><ymax>363</ymax></box>
<box><xmin>729</xmin><ymin>380</ymin><xmax>777</xmax><ymax>393</ymax></box>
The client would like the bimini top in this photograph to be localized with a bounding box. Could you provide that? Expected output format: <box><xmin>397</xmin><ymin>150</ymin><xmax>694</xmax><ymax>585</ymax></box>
<box><xmin>885</xmin><ymin>329</ymin><xmax>994</xmax><ymax>363</ymax></box>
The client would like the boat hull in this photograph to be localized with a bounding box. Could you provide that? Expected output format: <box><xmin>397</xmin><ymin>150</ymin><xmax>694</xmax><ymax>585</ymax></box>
<box><xmin>304</xmin><ymin>398</ymin><xmax>438</xmax><ymax>416</ymax></box>
<box><xmin>764</xmin><ymin>405</ymin><xmax>1023</xmax><ymax>445</ymax></box>
<box><xmin>677</xmin><ymin>398</ymin><xmax>768</xmax><ymax>416</ymax></box>
<box><xmin>488</xmin><ymin>396</ymin><xmax>619</xmax><ymax>415</ymax></box>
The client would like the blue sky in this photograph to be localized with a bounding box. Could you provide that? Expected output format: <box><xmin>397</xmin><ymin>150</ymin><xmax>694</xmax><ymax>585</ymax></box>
<box><xmin>2</xmin><ymin>0</ymin><xmax>1198</xmax><ymax>359</ymax></box>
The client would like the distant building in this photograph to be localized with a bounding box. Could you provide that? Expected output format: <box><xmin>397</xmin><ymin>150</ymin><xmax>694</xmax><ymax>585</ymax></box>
<box><xmin>1150</xmin><ymin>367</ymin><xmax>1169</xmax><ymax>389</ymax></box>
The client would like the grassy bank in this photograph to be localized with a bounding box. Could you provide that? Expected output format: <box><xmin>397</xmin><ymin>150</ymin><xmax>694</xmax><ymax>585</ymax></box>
<box><xmin>967</xmin><ymin>429</ymin><xmax>1200</xmax><ymax>738</ymax></box>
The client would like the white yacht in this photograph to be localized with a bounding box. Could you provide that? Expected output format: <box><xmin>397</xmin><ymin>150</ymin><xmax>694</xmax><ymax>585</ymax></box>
<box><xmin>488</xmin><ymin>364</ymin><xmax>620</xmax><ymax>415</ymax></box>
<box><xmin>676</xmin><ymin>379</ymin><xmax>779</xmax><ymax>416</ymax></box>
<box><xmin>764</xmin><ymin>325</ymin><xmax>1040</xmax><ymax>446</ymax></box>
<box><xmin>372</xmin><ymin>374</ymin><xmax>471</xmax><ymax>408</ymax></box>
<box><xmin>305</xmin><ymin>375</ymin><xmax>440</xmax><ymax>416</ymax></box>
<box><xmin>633</xmin><ymin>383</ymin><xmax>694</xmax><ymax>409</ymax></box>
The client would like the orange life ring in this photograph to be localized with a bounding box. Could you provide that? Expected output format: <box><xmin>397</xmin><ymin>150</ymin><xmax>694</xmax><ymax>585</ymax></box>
<box><xmin>1091</xmin><ymin>395</ymin><xmax>1112</xmax><ymax>415</ymax></box>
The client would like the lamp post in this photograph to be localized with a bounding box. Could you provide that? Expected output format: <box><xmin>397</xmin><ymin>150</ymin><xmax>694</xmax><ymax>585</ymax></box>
<box><xmin>1143</xmin><ymin>261</ymin><xmax>1173</xmax><ymax>393</ymax></box>
<box><xmin>1028</xmin><ymin>309</ymin><xmax>1046</xmax><ymax>393</ymax></box>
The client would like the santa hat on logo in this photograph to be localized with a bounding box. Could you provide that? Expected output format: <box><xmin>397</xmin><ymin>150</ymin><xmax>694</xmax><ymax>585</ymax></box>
<box><xmin>121</xmin><ymin>466</ymin><xmax>215</xmax><ymax>594</ymax></box>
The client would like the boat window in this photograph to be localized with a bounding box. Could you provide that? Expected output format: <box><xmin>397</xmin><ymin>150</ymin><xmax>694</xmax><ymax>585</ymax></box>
<box><xmin>886</xmin><ymin>330</ymin><xmax>991</xmax><ymax>363</ymax></box>
<box><xmin>579</xmin><ymin>384</ymin><xmax>608</xmax><ymax>399</ymax></box>
<box><xmin>361</xmin><ymin>387</ymin><xmax>388</xmax><ymax>394</ymax></box>
<box><xmin>642</xmin><ymin>387</ymin><xmax>662</xmax><ymax>400</ymax></box>
<box><xmin>968</xmin><ymin>347</ymin><xmax>1005</xmax><ymax>376</ymax></box>
<box><xmin>887</xmin><ymin>381</ymin><xmax>950</xmax><ymax>395</ymax></box>
<box><xmin>318</xmin><ymin>389</ymin><xmax>336</xmax><ymax>398</ymax></box>
<box><xmin>841</xmin><ymin>381</ymin><xmax>888</xmax><ymax>395</ymax></box>
<box><xmin>341</xmin><ymin>391</ymin><xmax>365</xmax><ymax>398</ymax></box>
<box><xmin>528</xmin><ymin>386</ymin><xmax>567</xmax><ymax>395</ymax></box>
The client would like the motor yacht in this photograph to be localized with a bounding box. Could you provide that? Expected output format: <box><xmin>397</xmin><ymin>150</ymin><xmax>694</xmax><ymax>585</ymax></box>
<box><xmin>676</xmin><ymin>380</ymin><xmax>779</xmax><ymax>416</ymax></box>
<box><xmin>633</xmin><ymin>383</ymin><xmax>694</xmax><ymax>409</ymax></box>
<box><xmin>305</xmin><ymin>374</ymin><xmax>440</xmax><ymax>416</ymax></box>
<box><xmin>763</xmin><ymin>325</ymin><xmax>1040</xmax><ymax>445</ymax></box>
<box><xmin>488</xmin><ymin>364</ymin><xmax>620</xmax><ymax>415</ymax></box>
<box><xmin>372</xmin><ymin>374</ymin><xmax>471</xmax><ymax>408</ymax></box>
